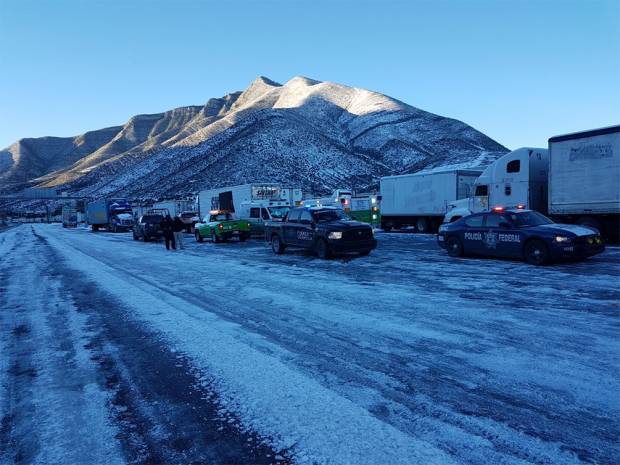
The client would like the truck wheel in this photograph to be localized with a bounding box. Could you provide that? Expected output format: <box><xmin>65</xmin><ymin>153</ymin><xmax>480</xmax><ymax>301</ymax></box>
<box><xmin>524</xmin><ymin>239</ymin><xmax>549</xmax><ymax>266</ymax></box>
<box><xmin>576</xmin><ymin>216</ymin><xmax>602</xmax><ymax>233</ymax></box>
<box><xmin>195</xmin><ymin>231</ymin><xmax>203</xmax><ymax>242</ymax></box>
<box><xmin>92</xmin><ymin>225</ymin><xmax>99</xmax><ymax>232</ymax></box>
<box><xmin>382</xmin><ymin>222</ymin><xmax>393</xmax><ymax>232</ymax></box>
<box><xmin>271</xmin><ymin>235</ymin><xmax>285</xmax><ymax>254</ymax></box>
<box><xmin>416</xmin><ymin>217</ymin><xmax>428</xmax><ymax>233</ymax></box>
<box><xmin>143</xmin><ymin>234</ymin><xmax>150</xmax><ymax>242</ymax></box>
<box><xmin>315</xmin><ymin>238</ymin><xmax>331</xmax><ymax>259</ymax></box>
<box><xmin>239</xmin><ymin>234</ymin><xmax>247</xmax><ymax>242</ymax></box>
<box><xmin>446</xmin><ymin>236</ymin><xmax>463</xmax><ymax>257</ymax></box>
<box><xmin>133</xmin><ymin>231</ymin><xmax>138</xmax><ymax>241</ymax></box>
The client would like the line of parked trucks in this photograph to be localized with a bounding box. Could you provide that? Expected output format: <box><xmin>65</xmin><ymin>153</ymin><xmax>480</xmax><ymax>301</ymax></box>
<box><xmin>82</xmin><ymin>125</ymin><xmax>619</xmax><ymax>241</ymax></box>
<box><xmin>379</xmin><ymin>125</ymin><xmax>620</xmax><ymax>239</ymax></box>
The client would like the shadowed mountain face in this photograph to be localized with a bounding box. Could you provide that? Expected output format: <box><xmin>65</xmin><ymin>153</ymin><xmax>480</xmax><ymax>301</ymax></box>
<box><xmin>0</xmin><ymin>76</ymin><xmax>508</xmax><ymax>197</ymax></box>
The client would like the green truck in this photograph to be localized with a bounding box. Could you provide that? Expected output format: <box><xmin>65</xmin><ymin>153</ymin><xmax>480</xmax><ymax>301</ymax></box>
<box><xmin>194</xmin><ymin>211</ymin><xmax>251</xmax><ymax>243</ymax></box>
<box><xmin>349</xmin><ymin>194</ymin><xmax>381</xmax><ymax>227</ymax></box>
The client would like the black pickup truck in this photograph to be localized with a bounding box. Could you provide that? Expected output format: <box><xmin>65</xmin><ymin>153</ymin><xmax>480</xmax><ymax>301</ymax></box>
<box><xmin>133</xmin><ymin>213</ymin><xmax>164</xmax><ymax>242</ymax></box>
<box><xmin>265</xmin><ymin>206</ymin><xmax>377</xmax><ymax>258</ymax></box>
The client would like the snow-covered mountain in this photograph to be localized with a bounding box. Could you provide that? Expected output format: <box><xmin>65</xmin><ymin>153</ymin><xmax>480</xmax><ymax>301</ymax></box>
<box><xmin>0</xmin><ymin>76</ymin><xmax>508</xmax><ymax>197</ymax></box>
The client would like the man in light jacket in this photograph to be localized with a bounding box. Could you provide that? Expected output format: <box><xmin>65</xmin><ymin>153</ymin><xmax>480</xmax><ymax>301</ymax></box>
<box><xmin>172</xmin><ymin>216</ymin><xmax>185</xmax><ymax>250</ymax></box>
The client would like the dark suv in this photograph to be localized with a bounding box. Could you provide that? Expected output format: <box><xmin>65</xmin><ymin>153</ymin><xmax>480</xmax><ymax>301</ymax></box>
<box><xmin>133</xmin><ymin>214</ymin><xmax>164</xmax><ymax>242</ymax></box>
<box><xmin>264</xmin><ymin>207</ymin><xmax>377</xmax><ymax>258</ymax></box>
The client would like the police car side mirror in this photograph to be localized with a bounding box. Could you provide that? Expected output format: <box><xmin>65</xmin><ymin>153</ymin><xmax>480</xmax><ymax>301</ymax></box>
<box><xmin>499</xmin><ymin>222</ymin><xmax>511</xmax><ymax>229</ymax></box>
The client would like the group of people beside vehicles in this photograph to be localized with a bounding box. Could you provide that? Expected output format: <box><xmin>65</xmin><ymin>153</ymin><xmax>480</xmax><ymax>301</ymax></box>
<box><xmin>133</xmin><ymin>213</ymin><xmax>185</xmax><ymax>251</ymax></box>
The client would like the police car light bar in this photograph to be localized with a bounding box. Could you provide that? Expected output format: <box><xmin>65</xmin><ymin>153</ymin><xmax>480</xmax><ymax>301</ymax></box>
<box><xmin>492</xmin><ymin>206</ymin><xmax>504</xmax><ymax>212</ymax></box>
<box><xmin>516</xmin><ymin>204</ymin><xmax>525</xmax><ymax>209</ymax></box>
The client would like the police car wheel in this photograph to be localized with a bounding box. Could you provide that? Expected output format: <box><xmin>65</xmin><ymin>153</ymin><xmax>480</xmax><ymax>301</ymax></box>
<box><xmin>316</xmin><ymin>239</ymin><xmax>331</xmax><ymax>259</ymax></box>
<box><xmin>271</xmin><ymin>235</ymin><xmax>285</xmax><ymax>254</ymax></box>
<box><xmin>446</xmin><ymin>236</ymin><xmax>463</xmax><ymax>257</ymax></box>
<box><xmin>524</xmin><ymin>240</ymin><xmax>549</xmax><ymax>266</ymax></box>
<box><xmin>133</xmin><ymin>231</ymin><xmax>138</xmax><ymax>241</ymax></box>
<box><xmin>212</xmin><ymin>232</ymin><xmax>220</xmax><ymax>243</ymax></box>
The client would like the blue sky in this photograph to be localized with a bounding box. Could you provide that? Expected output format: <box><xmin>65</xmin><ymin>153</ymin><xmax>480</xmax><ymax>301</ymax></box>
<box><xmin>0</xmin><ymin>0</ymin><xmax>618</xmax><ymax>150</ymax></box>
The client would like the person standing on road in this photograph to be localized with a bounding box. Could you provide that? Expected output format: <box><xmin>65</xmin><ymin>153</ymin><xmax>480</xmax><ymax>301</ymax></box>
<box><xmin>173</xmin><ymin>216</ymin><xmax>185</xmax><ymax>250</ymax></box>
<box><xmin>161</xmin><ymin>215</ymin><xmax>176</xmax><ymax>251</ymax></box>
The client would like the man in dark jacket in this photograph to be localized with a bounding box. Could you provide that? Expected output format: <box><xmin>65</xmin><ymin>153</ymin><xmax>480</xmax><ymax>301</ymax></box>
<box><xmin>172</xmin><ymin>216</ymin><xmax>185</xmax><ymax>250</ymax></box>
<box><xmin>161</xmin><ymin>215</ymin><xmax>176</xmax><ymax>250</ymax></box>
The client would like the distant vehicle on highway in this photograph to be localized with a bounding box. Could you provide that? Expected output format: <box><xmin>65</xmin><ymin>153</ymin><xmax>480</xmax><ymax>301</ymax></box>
<box><xmin>86</xmin><ymin>198</ymin><xmax>134</xmax><ymax>232</ymax></box>
<box><xmin>437</xmin><ymin>207</ymin><xmax>604</xmax><ymax>265</ymax></box>
<box><xmin>194</xmin><ymin>211</ymin><xmax>251</xmax><ymax>243</ymax></box>
<box><xmin>381</xmin><ymin>169</ymin><xmax>481</xmax><ymax>233</ymax></box>
<box><xmin>61</xmin><ymin>204</ymin><xmax>78</xmax><ymax>228</ymax></box>
<box><xmin>265</xmin><ymin>206</ymin><xmax>376</xmax><ymax>259</ymax></box>
<box><xmin>133</xmin><ymin>212</ymin><xmax>165</xmax><ymax>242</ymax></box>
<box><xmin>178</xmin><ymin>211</ymin><xmax>200</xmax><ymax>233</ymax></box>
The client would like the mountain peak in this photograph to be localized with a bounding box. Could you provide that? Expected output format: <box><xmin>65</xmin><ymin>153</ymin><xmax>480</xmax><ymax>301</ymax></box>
<box><xmin>253</xmin><ymin>76</ymin><xmax>281</xmax><ymax>87</ymax></box>
<box><xmin>285</xmin><ymin>76</ymin><xmax>322</xmax><ymax>87</ymax></box>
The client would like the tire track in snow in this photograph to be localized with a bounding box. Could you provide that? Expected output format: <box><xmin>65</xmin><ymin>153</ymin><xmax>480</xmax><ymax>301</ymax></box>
<box><xmin>30</xmin><ymin>228</ymin><xmax>288</xmax><ymax>465</ymax></box>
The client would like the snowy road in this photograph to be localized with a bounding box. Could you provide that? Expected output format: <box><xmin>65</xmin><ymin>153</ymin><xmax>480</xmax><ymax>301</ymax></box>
<box><xmin>0</xmin><ymin>224</ymin><xmax>618</xmax><ymax>465</ymax></box>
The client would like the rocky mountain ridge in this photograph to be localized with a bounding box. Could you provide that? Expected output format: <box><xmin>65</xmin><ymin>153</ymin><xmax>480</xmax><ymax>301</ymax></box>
<box><xmin>0</xmin><ymin>76</ymin><xmax>508</xmax><ymax>197</ymax></box>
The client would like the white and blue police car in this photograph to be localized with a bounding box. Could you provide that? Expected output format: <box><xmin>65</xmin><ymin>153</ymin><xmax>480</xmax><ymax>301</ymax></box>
<box><xmin>437</xmin><ymin>207</ymin><xmax>605</xmax><ymax>265</ymax></box>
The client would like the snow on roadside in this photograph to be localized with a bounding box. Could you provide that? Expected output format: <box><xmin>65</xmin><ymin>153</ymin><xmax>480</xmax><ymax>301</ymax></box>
<box><xmin>38</xmin><ymin>225</ymin><xmax>456</xmax><ymax>465</ymax></box>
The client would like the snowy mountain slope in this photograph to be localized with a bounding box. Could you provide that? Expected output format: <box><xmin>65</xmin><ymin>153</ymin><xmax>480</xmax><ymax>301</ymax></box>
<box><xmin>0</xmin><ymin>76</ymin><xmax>508</xmax><ymax>196</ymax></box>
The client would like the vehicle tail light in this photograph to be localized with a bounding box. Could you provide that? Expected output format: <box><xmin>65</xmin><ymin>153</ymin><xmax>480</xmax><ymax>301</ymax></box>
<box><xmin>492</xmin><ymin>206</ymin><xmax>504</xmax><ymax>212</ymax></box>
<box><xmin>218</xmin><ymin>224</ymin><xmax>223</xmax><ymax>230</ymax></box>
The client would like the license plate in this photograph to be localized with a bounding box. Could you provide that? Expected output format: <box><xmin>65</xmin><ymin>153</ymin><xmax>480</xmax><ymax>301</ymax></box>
<box><xmin>437</xmin><ymin>235</ymin><xmax>444</xmax><ymax>241</ymax></box>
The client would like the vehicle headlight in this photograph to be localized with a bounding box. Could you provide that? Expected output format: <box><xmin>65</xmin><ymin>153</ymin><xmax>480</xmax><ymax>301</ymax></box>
<box><xmin>555</xmin><ymin>235</ymin><xmax>572</xmax><ymax>243</ymax></box>
<box><xmin>328</xmin><ymin>231</ymin><xmax>342</xmax><ymax>240</ymax></box>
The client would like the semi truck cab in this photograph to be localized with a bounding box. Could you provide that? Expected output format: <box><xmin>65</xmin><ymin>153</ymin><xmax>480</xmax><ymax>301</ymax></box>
<box><xmin>444</xmin><ymin>148</ymin><xmax>548</xmax><ymax>223</ymax></box>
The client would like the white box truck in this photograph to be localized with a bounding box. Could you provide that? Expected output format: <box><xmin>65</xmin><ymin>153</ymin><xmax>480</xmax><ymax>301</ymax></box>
<box><xmin>548</xmin><ymin>125</ymin><xmax>620</xmax><ymax>239</ymax></box>
<box><xmin>444</xmin><ymin>147</ymin><xmax>549</xmax><ymax>223</ymax></box>
<box><xmin>380</xmin><ymin>169</ymin><xmax>481</xmax><ymax>232</ymax></box>
<box><xmin>197</xmin><ymin>183</ymin><xmax>302</xmax><ymax>235</ymax></box>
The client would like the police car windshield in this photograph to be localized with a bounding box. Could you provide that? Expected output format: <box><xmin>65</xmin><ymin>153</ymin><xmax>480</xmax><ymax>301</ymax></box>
<box><xmin>268</xmin><ymin>206</ymin><xmax>289</xmax><ymax>219</ymax></box>
<box><xmin>312</xmin><ymin>209</ymin><xmax>347</xmax><ymax>223</ymax></box>
<box><xmin>509</xmin><ymin>211</ymin><xmax>553</xmax><ymax>227</ymax></box>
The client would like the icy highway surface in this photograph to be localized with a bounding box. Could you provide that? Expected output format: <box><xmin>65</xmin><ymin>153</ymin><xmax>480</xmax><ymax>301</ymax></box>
<box><xmin>0</xmin><ymin>225</ymin><xmax>618</xmax><ymax>465</ymax></box>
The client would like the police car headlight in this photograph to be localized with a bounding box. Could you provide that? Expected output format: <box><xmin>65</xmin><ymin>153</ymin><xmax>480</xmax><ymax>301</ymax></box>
<box><xmin>555</xmin><ymin>235</ymin><xmax>572</xmax><ymax>243</ymax></box>
<box><xmin>328</xmin><ymin>231</ymin><xmax>342</xmax><ymax>240</ymax></box>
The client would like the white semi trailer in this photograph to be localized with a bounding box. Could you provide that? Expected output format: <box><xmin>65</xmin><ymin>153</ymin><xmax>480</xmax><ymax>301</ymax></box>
<box><xmin>548</xmin><ymin>125</ymin><xmax>620</xmax><ymax>239</ymax></box>
<box><xmin>444</xmin><ymin>147</ymin><xmax>549</xmax><ymax>223</ymax></box>
<box><xmin>380</xmin><ymin>169</ymin><xmax>481</xmax><ymax>232</ymax></box>
<box><xmin>152</xmin><ymin>199</ymin><xmax>194</xmax><ymax>217</ymax></box>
